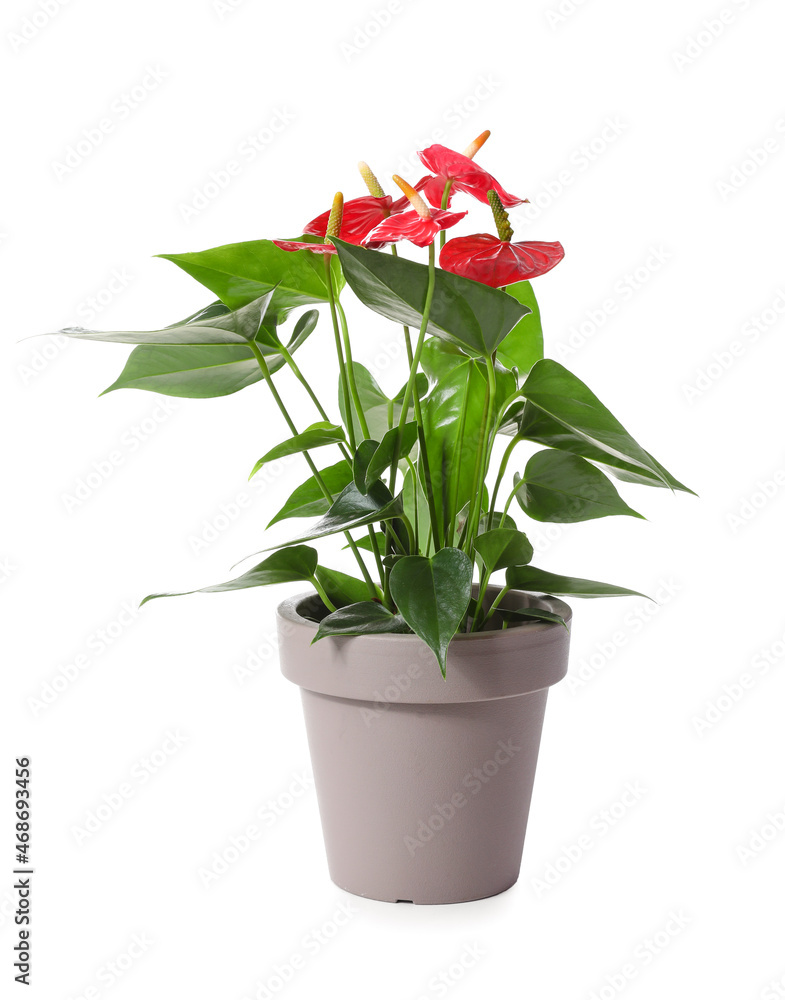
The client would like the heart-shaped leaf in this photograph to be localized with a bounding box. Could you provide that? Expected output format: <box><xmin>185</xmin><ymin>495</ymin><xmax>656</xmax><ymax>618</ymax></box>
<box><xmin>141</xmin><ymin>545</ymin><xmax>318</xmax><ymax>605</ymax></box>
<box><xmin>158</xmin><ymin>238</ymin><xmax>344</xmax><ymax>311</ymax></box>
<box><xmin>506</xmin><ymin>565</ymin><xmax>647</xmax><ymax>599</ymax></box>
<box><xmin>519</xmin><ymin>360</ymin><xmax>692</xmax><ymax>493</ymax></box>
<box><xmin>313</xmin><ymin>602</ymin><xmax>412</xmax><ymax>642</ymax></box>
<box><xmin>268</xmin><ymin>461</ymin><xmax>353</xmax><ymax>527</ymax></box>
<box><xmin>365</xmin><ymin>422</ymin><xmax>419</xmax><ymax>487</ymax></box>
<box><xmin>513</xmin><ymin>450</ymin><xmax>643</xmax><ymax>522</ymax></box>
<box><xmin>56</xmin><ymin>290</ymin><xmax>276</xmax><ymax>346</ymax></box>
<box><xmin>473</xmin><ymin>528</ymin><xmax>534</xmax><ymax>574</ymax></box>
<box><xmin>389</xmin><ymin>547</ymin><xmax>473</xmax><ymax>677</ymax></box>
<box><xmin>496</xmin><ymin>280</ymin><xmax>543</xmax><ymax>375</ymax></box>
<box><xmin>334</xmin><ymin>239</ymin><xmax>528</xmax><ymax>357</ymax></box>
<box><xmin>250</xmin><ymin>422</ymin><xmax>345</xmax><ymax>478</ymax></box>
<box><xmin>352</xmin><ymin>439</ymin><xmax>379</xmax><ymax>494</ymax></box>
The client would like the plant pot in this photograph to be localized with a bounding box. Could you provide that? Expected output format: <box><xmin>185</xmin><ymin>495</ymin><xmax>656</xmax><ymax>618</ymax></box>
<box><xmin>276</xmin><ymin>585</ymin><xmax>571</xmax><ymax>905</ymax></box>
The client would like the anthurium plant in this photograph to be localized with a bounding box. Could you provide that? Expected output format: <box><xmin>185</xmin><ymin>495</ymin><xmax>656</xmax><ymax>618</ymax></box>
<box><xmin>55</xmin><ymin>131</ymin><xmax>691</xmax><ymax>676</ymax></box>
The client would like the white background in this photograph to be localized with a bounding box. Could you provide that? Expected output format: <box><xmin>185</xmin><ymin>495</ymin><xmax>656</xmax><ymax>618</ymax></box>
<box><xmin>2</xmin><ymin>0</ymin><xmax>784</xmax><ymax>997</ymax></box>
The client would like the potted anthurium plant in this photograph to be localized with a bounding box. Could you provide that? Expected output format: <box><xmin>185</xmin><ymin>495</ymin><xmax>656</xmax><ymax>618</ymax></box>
<box><xmin>52</xmin><ymin>131</ymin><xmax>691</xmax><ymax>904</ymax></box>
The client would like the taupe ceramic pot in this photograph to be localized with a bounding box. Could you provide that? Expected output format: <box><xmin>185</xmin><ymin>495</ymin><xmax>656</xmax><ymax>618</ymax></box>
<box><xmin>277</xmin><ymin>586</ymin><xmax>571</xmax><ymax>905</ymax></box>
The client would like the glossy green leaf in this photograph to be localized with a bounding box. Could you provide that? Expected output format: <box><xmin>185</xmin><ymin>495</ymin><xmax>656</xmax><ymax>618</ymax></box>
<box><xmin>514</xmin><ymin>401</ymin><xmax>694</xmax><ymax>493</ymax></box>
<box><xmin>389</xmin><ymin>547</ymin><xmax>473</xmax><ymax>677</ymax></box>
<box><xmin>313</xmin><ymin>602</ymin><xmax>411</xmax><ymax>642</ymax></box>
<box><xmin>352</xmin><ymin>439</ymin><xmax>379</xmax><ymax>494</ymax></box>
<box><xmin>250</xmin><ymin>422</ymin><xmax>345</xmax><ymax>478</ymax></box>
<box><xmin>315</xmin><ymin>566</ymin><xmax>379</xmax><ymax>607</ymax></box>
<box><xmin>496</xmin><ymin>281</ymin><xmax>543</xmax><ymax>375</ymax></box>
<box><xmin>267</xmin><ymin>461</ymin><xmax>352</xmax><ymax>527</ymax></box>
<box><xmin>334</xmin><ymin>239</ymin><xmax>528</xmax><ymax>357</ymax></box>
<box><xmin>506</xmin><ymin>565</ymin><xmax>647</xmax><ymax>599</ymax></box>
<box><xmin>366</xmin><ymin>422</ymin><xmax>418</xmax><ymax>486</ymax></box>
<box><xmin>474</xmin><ymin>528</ymin><xmax>534</xmax><ymax>574</ymax></box>
<box><xmin>101</xmin><ymin>305</ymin><xmax>315</xmax><ymax>399</ymax></box>
<box><xmin>58</xmin><ymin>290</ymin><xmax>275</xmax><ymax>346</ymax></box>
<box><xmin>158</xmin><ymin>238</ymin><xmax>343</xmax><ymax>311</ymax></box>
<box><xmin>274</xmin><ymin>481</ymin><xmax>404</xmax><ymax>548</ymax></box>
<box><xmin>514</xmin><ymin>450</ymin><xmax>644</xmax><ymax>522</ymax></box>
<box><xmin>519</xmin><ymin>360</ymin><xmax>692</xmax><ymax>492</ymax></box>
<box><xmin>492</xmin><ymin>606</ymin><xmax>569</xmax><ymax>629</ymax></box>
<box><xmin>423</xmin><ymin>356</ymin><xmax>516</xmax><ymax>544</ymax></box>
<box><xmin>141</xmin><ymin>546</ymin><xmax>318</xmax><ymax>605</ymax></box>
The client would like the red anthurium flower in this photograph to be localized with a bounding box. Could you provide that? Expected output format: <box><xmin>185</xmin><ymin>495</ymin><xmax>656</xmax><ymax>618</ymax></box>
<box><xmin>273</xmin><ymin>239</ymin><xmax>338</xmax><ymax>254</ymax></box>
<box><xmin>418</xmin><ymin>131</ymin><xmax>525</xmax><ymax>208</ymax></box>
<box><xmin>440</xmin><ymin>234</ymin><xmax>564</xmax><ymax>287</ymax></box>
<box><xmin>275</xmin><ymin>192</ymin><xmax>346</xmax><ymax>255</ymax></box>
<box><xmin>364</xmin><ymin>175</ymin><xmax>466</xmax><ymax>249</ymax></box>
<box><xmin>303</xmin><ymin>195</ymin><xmax>394</xmax><ymax>249</ymax></box>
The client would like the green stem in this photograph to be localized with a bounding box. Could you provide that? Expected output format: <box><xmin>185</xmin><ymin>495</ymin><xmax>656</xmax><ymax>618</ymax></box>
<box><xmin>404</xmin><ymin>456</ymin><xmax>420</xmax><ymax>552</ymax></box>
<box><xmin>439</xmin><ymin>179</ymin><xmax>455</xmax><ymax>248</ymax></box>
<box><xmin>336</xmin><ymin>299</ymin><xmax>371</xmax><ymax>442</ymax></box>
<box><xmin>489</xmin><ymin>434</ymin><xmax>521</xmax><ymax>522</ymax></box>
<box><xmin>248</xmin><ymin>340</ymin><xmax>378</xmax><ymax>601</ymax></box>
<box><xmin>310</xmin><ymin>576</ymin><xmax>337</xmax><ymax>613</ymax></box>
<box><xmin>459</xmin><ymin>375</ymin><xmax>491</xmax><ymax>553</ymax></box>
<box><xmin>478</xmin><ymin>584</ymin><xmax>510</xmax><ymax>632</ymax></box>
<box><xmin>323</xmin><ymin>256</ymin><xmax>357</xmax><ymax>453</ymax></box>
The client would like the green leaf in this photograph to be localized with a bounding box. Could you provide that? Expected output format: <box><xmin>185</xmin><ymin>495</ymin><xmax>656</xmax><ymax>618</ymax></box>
<box><xmin>268</xmin><ymin>461</ymin><xmax>352</xmax><ymax>527</ymax></box>
<box><xmin>57</xmin><ymin>290</ymin><xmax>276</xmax><ymax>346</ymax></box>
<box><xmin>514</xmin><ymin>450</ymin><xmax>644</xmax><ymax>522</ymax></box>
<box><xmin>474</xmin><ymin>528</ymin><xmax>534</xmax><ymax>574</ymax></box>
<box><xmin>519</xmin><ymin>360</ymin><xmax>692</xmax><ymax>492</ymax></box>
<box><xmin>313</xmin><ymin>602</ymin><xmax>411</xmax><ymax>642</ymax></box>
<box><xmin>315</xmin><ymin>566</ymin><xmax>379</xmax><ymax>608</ymax></box>
<box><xmin>250</xmin><ymin>422</ymin><xmax>345</xmax><ymax>478</ymax></box>
<box><xmin>506</xmin><ymin>565</ymin><xmax>647</xmax><ymax>599</ymax></box>
<box><xmin>496</xmin><ymin>281</ymin><xmax>543</xmax><ymax>375</ymax></box>
<box><xmin>274</xmin><ymin>481</ymin><xmax>404</xmax><ymax>548</ymax></box>
<box><xmin>141</xmin><ymin>546</ymin><xmax>318</xmax><ymax>605</ymax></box>
<box><xmin>492</xmin><ymin>606</ymin><xmax>569</xmax><ymax>629</ymax></box>
<box><xmin>158</xmin><ymin>238</ymin><xmax>344</xmax><ymax>311</ymax></box>
<box><xmin>515</xmin><ymin>402</ymin><xmax>694</xmax><ymax>493</ymax></box>
<box><xmin>423</xmin><ymin>356</ymin><xmax>515</xmax><ymax>543</ymax></box>
<box><xmin>366</xmin><ymin>422</ymin><xmax>418</xmax><ymax>486</ymax></box>
<box><xmin>101</xmin><ymin>305</ymin><xmax>315</xmax><ymax>399</ymax></box>
<box><xmin>334</xmin><ymin>239</ymin><xmax>528</xmax><ymax>357</ymax></box>
<box><xmin>389</xmin><ymin>548</ymin><xmax>473</xmax><ymax>677</ymax></box>
<box><xmin>352</xmin><ymin>439</ymin><xmax>379</xmax><ymax>494</ymax></box>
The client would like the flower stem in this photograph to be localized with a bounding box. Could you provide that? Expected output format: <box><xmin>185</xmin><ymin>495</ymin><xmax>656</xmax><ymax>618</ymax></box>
<box><xmin>439</xmin><ymin>179</ymin><xmax>455</xmax><ymax>248</ymax></box>
<box><xmin>488</xmin><ymin>434</ymin><xmax>521</xmax><ymax>521</ymax></box>
<box><xmin>248</xmin><ymin>339</ymin><xmax>378</xmax><ymax>600</ymax></box>
<box><xmin>323</xmin><ymin>256</ymin><xmax>358</xmax><ymax>453</ymax></box>
<box><xmin>336</xmin><ymin>299</ymin><xmax>371</xmax><ymax>442</ymax></box>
